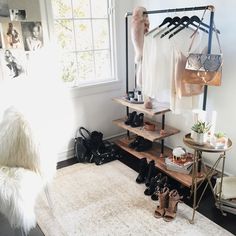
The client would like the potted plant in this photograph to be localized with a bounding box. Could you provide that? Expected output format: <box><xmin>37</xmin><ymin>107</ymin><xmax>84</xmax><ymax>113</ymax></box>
<box><xmin>191</xmin><ymin>120</ymin><xmax>211</xmax><ymax>144</ymax></box>
<box><xmin>210</xmin><ymin>132</ymin><xmax>228</xmax><ymax>148</ymax></box>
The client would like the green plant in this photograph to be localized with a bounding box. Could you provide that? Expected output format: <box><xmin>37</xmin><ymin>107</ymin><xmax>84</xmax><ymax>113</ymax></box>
<box><xmin>215</xmin><ymin>132</ymin><xmax>225</xmax><ymax>138</ymax></box>
<box><xmin>191</xmin><ymin>121</ymin><xmax>211</xmax><ymax>134</ymax></box>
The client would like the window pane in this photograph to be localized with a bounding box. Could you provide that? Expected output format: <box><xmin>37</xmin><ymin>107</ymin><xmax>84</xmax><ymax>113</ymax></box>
<box><xmin>91</xmin><ymin>0</ymin><xmax>108</xmax><ymax>18</ymax></box>
<box><xmin>95</xmin><ymin>50</ymin><xmax>111</xmax><ymax>80</ymax></box>
<box><xmin>52</xmin><ymin>0</ymin><xmax>72</xmax><ymax>18</ymax></box>
<box><xmin>93</xmin><ymin>20</ymin><xmax>109</xmax><ymax>49</ymax></box>
<box><xmin>74</xmin><ymin>20</ymin><xmax>93</xmax><ymax>51</ymax></box>
<box><xmin>77</xmin><ymin>52</ymin><xmax>95</xmax><ymax>80</ymax></box>
<box><xmin>60</xmin><ymin>53</ymin><xmax>77</xmax><ymax>82</ymax></box>
<box><xmin>72</xmin><ymin>0</ymin><xmax>90</xmax><ymax>18</ymax></box>
<box><xmin>54</xmin><ymin>20</ymin><xmax>75</xmax><ymax>51</ymax></box>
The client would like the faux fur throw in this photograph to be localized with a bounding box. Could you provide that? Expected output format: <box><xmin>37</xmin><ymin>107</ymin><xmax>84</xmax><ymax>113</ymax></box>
<box><xmin>0</xmin><ymin>106</ymin><xmax>56</xmax><ymax>183</ymax></box>
<box><xmin>0</xmin><ymin>107</ymin><xmax>40</xmax><ymax>172</ymax></box>
<box><xmin>0</xmin><ymin>166</ymin><xmax>43</xmax><ymax>234</ymax></box>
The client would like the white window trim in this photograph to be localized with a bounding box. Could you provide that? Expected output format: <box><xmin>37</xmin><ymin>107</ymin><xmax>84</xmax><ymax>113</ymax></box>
<box><xmin>41</xmin><ymin>0</ymin><xmax>120</xmax><ymax>96</ymax></box>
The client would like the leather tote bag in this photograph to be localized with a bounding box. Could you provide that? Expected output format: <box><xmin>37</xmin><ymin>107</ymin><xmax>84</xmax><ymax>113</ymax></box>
<box><xmin>183</xmin><ymin>22</ymin><xmax>222</xmax><ymax>86</ymax></box>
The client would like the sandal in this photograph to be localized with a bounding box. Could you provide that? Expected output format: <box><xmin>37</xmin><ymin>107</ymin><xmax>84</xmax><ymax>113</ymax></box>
<box><xmin>163</xmin><ymin>189</ymin><xmax>183</xmax><ymax>222</ymax></box>
<box><xmin>154</xmin><ymin>187</ymin><xmax>169</xmax><ymax>218</ymax></box>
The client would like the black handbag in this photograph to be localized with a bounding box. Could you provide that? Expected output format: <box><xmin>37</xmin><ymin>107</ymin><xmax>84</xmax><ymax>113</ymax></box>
<box><xmin>74</xmin><ymin>127</ymin><xmax>103</xmax><ymax>163</ymax></box>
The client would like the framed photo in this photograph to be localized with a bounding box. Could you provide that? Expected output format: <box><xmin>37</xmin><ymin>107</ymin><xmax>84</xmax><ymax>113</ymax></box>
<box><xmin>0</xmin><ymin>24</ymin><xmax>3</xmax><ymax>49</ymax></box>
<box><xmin>0</xmin><ymin>0</ymin><xmax>10</xmax><ymax>18</ymax></box>
<box><xmin>2</xmin><ymin>21</ymin><xmax>24</xmax><ymax>49</ymax></box>
<box><xmin>10</xmin><ymin>9</ymin><xmax>27</xmax><ymax>21</ymax></box>
<box><xmin>0</xmin><ymin>49</ymin><xmax>27</xmax><ymax>80</ymax></box>
<box><xmin>21</xmin><ymin>22</ymin><xmax>43</xmax><ymax>51</ymax></box>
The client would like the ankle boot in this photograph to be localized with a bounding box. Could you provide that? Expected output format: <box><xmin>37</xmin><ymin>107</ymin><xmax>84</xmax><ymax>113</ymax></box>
<box><xmin>154</xmin><ymin>187</ymin><xmax>170</xmax><ymax>218</ymax></box>
<box><xmin>136</xmin><ymin>157</ymin><xmax>148</xmax><ymax>184</ymax></box>
<box><xmin>144</xmin><ymin>173</ymin><xmax>161</xmax><ymax>196</ymax></box>
<box><xmin>163</xmin><ymin>189</ymin><xmax>183</xmax><ymax>222</ymax></box>
<box><xmin>131</xmin><ymin>113</ymin><xmax>144</xmax><ymax>127</ymax></box>
<box><xmin>145</xmin><ymin>160</ymin><xmax>157</xmax><ymax>187</ymax></box>
<box><xmin>125</xmin><ymin>111</ymin><xmax>137</xmax><ymax>125</ymax></box>
<box><xmin>151</xmin><ymin>176</ymin><xmax>169</xmax><ymax>201</ymax></box>
<box><xmin>128</xmin><ymin>136</ymin><xmax>144</xmax><ymax>149</ymax></box>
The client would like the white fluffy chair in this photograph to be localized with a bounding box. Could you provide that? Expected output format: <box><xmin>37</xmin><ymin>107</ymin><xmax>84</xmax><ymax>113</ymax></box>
<box><xmin>0</xmin><ymin>106</ymin><xmax>57</xmax><ymax>235</ymax></box>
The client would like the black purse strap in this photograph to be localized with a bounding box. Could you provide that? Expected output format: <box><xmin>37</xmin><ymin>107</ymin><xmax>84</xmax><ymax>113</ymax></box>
<box><xmin>78</xmin><ymin>127</ymin><xmax>91</xmax><ymax>140</ymax></box>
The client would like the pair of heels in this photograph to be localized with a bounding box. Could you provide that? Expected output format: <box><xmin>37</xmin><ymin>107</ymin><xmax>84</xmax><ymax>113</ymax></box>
<box><xmin>129</xmin><ymin>136</ymin><xmax>152</xmax><ymax>152</ymax></box>
<box><xmin>154</xmin><ymin>187</ymin><xmax>183</xmax><ymax>222</ymax></box>
<box><xmin>125</xmin><ymin>111</ymin><xmax>144</xmax><ymax>127</ymax></box>
<box><xmin>136</xmin><ymin>158</ymin><xmax>157</xmax><ymax>185</ymax></box>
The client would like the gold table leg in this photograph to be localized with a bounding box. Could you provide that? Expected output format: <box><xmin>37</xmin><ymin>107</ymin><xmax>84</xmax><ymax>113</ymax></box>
<box><xmin>189</xmin><ymin>149</ymin><xmax>198</xmax><ymax>224</ymax></box>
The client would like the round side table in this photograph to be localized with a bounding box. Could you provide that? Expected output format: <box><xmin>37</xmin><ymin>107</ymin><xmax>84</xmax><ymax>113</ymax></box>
<box><xmin>183</xmin><ymin>133</ymin><xmax>232</xmax><ymax>223</ymax></box>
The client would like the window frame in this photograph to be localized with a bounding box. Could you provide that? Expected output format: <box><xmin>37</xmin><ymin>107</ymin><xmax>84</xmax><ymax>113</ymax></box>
<box><xmin>43</xmin><ymin>0</ymin><xmax>118</xmax><ymax>90</ymax></box>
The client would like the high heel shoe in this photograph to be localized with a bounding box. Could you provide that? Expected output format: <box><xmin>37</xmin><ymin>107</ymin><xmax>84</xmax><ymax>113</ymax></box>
<box><xmin>154</xmin><ymin>187</ymin><xmax>169</xmax><ymax>218</ymax></box>
<box><xmin>163</xmin><ymin>189</ymin><xmax>183</xmax><ymax>222</ymax></box>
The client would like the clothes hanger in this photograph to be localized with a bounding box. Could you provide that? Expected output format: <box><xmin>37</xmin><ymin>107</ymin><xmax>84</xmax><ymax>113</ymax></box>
<box><xmin>159</xmin><ymin>17</ymin><xmax>172</xmax><ymax>28</ymax></box>
<box><xmin>145</xmin><ymin>16</ymin><xmax>172</xmax><ymax>36</ymax></box>
<box><xmin>169</xmin><ymin>15</ymin><xmax>220</xmax><ymax>39</ymax></box>
<box><xmin>160</xmin><ymin>16</ymin><xmax>189</xmax><ymax>38</ymax></box>
<box><xmin>168</xmin><ymin>15</ymin><xmax>209</xmax><ymax>38</ymax></box>
<box><xmin>153</xmin><ymin>16</ymin><xmax>180</xmax><ymax>38</ymax></box>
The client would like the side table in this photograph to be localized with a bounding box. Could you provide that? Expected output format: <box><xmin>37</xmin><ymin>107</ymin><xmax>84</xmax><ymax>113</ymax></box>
<box><xmin>183</xmin><ymin>133</ymin><xmax>232</xmax><ymax>223</ymax></box>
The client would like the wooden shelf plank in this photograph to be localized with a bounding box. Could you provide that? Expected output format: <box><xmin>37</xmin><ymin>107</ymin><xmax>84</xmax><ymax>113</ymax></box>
<box><xmin>113</xmin><ymin>118</ymin><xmax>180</xmax><ymax>142</ymax></box>
<box><xmin>112</xmin><ymin>97</ymin><xmax>171</xmax><ymax>116</ymax></box>
<box><xmin>114</xmin><ymin>136</ymin><xmax>205</xmax><ymax>188</ymax></box>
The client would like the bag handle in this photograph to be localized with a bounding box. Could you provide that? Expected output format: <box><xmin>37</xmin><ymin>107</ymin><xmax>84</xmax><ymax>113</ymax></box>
<box><xmin>188</xmin><ymin>8</ymin><xmax>222</xmax><ymax>54</ymax></box>
<box><xmin>77</xmin><ymin>127</ymin><xmax>91</xmax><ymax>140</ymax></box>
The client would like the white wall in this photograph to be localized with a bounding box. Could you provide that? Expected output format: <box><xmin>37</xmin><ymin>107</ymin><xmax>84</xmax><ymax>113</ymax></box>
<box><xmin>0</xmin><ymin>0</ymin><xmax>135</xmax><ymax>161</ymax></box>
<box><xmin>132</xmin><ymin>0</ymin><xmax>236</xmax><ymax>175</ymax></box>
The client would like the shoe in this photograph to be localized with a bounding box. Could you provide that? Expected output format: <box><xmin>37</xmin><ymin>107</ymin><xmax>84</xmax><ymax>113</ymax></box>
<box><xmin>136</xmin><ymin>157</ymin><xmax>148</xmax><ymax>184</ymax></box>
<box><xmin>128</xmin><ymin>136</ymin><xmax>144</xmax><ymax>149</ymax></box>
<box><xmin>124</xmin><ymin>111</ymin><xmax>137</xmax><ymax>125</ymax></box>
<box><xmin>154</xmin><ymin>187</ymin><xmax>170</xmax><ymax>218</ymax></box>
<box><xmin>151</xmin><ymin>176</ymin><xmax>169</xmax><ymax>201</ymax></box>
<box><xmin>145</xmin><ymin>160</ymin><xmax>158</xmax><ymax>187</ymax></box>
<box><xmin>144</xmin><ymin>173</ymin><xmax>162</xmax><ymax>196</ymax></box>
<box><xmin>131</xmin><ymin>113</ymin><xmax>144</xmax><ymax>127</ymax></box>
<box><xmin>135</xmin><ymin>138</ymin><xmax>152</xmax><ymax>152</ymax></box>
<box><xmin>163</xmin><ymin>189</ymin><xmax>183</xmax><ymax>222</ymax></box>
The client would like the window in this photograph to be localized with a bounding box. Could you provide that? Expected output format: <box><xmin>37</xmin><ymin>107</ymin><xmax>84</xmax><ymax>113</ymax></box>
<box><xmin>50</xmin><ymin>0</ymin><xmax>115</xmax><ymax>86</ymax></box>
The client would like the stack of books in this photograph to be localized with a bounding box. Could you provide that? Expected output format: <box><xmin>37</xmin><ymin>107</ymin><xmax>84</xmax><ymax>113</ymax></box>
<box><xmin>165</xmin><ymin>154</ymin><xmax>193</xmax><ymax>174</ymax></box>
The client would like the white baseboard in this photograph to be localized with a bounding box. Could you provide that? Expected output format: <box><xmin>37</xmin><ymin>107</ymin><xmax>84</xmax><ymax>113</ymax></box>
<box><xmin>57</xmin><ymin>147</ymin><xmax>74</xmax><ymax>162</ymax></box>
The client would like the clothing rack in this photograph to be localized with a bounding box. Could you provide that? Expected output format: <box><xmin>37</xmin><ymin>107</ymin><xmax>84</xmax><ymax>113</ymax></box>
<box><xmin>124</xmin><ymin>5</ymin><xmax>216</xmax><ymax>156</ymax></box>
<box><xmin>125</xmin><ymin>5</ymin><xmax>215</xmax><ymax>111</ymax></box>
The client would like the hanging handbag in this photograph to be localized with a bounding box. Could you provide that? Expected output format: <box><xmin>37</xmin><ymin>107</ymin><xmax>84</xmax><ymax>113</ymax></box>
<box><xmin>183</xmin><ymin>19</ymin><xmax>223</xmax><ymax>86</ymax></box>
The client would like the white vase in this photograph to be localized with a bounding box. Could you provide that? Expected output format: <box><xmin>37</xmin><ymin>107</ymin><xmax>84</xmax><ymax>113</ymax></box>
<box><xmin>192</xmin><ymin>131</ymin><xmax>207</xmax><ymax>145</ymax></box>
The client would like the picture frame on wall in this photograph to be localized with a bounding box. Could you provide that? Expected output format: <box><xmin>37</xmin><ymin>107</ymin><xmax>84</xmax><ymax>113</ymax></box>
<box><xmin>0</xmin><ymin>24</ymin><xmax>3</xmax><ymax>49</ymax></box>
<box><xmin>21</xmin><ymin>22</ymin><xmax>43</xmax><ymax>51</ymax></box>
<box><xmin>2</xmin><ymin>21</ymin><xmax>24</xmax><ymax>49</ymax></box>
<box><xmin>0</xmin><ymin>0</ymin><xmax>10</xmax><ymax>18</ymax></box>
<box><xmin>0</xmin><ymin>49</ymin><xmax>27</xmax><ymax>80</ymax></box>
<box><xmin>10</xmin><ymin>9</ymin><xmax>27</xmax><ymax>21</ymax></box>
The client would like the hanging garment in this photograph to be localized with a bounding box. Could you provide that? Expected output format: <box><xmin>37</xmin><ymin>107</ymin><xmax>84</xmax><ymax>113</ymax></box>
<box><xmin>142</xmin><ymin>25</ymin><xmax>207</xmax><ymax>113</ymax></box>
<box><xmin>131</xmin><ymin>6</ymin><xmax>149</xmax><ymax>88</ymax></box>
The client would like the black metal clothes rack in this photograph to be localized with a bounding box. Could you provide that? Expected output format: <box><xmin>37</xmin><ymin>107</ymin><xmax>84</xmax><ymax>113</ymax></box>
<box><xmin>124</xmin><ymin>5</ymin><xmax>216</xmax><ymax>157</ymax></box>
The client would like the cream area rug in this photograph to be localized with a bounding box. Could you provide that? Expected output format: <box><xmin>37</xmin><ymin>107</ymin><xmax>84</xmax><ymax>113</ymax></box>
<box><xmin>35</xmin><ymin>161</ymin><xmax>233</xmax><ymax>236</ymax></box>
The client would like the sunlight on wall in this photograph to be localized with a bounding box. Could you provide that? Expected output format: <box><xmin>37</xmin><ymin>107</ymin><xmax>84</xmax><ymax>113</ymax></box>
<box><xmin>0</xmin><ymin>45</ymin><xmax>74</xmax><ymax>161</ymax></box>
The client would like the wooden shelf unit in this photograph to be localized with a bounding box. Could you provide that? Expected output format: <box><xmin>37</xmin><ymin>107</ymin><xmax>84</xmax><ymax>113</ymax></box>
<box><xmin>112</xmin><ymin>97</ymin><xmax>170</xmax><ymax>116</ymax></box>
<box><xmin>113</xmin><ymin>118</ymin><xmax>180</xmax><ymax>142</ymax></box>
<box><xmin>115</xmin><ymin>136</ymin><xmax>205</xmax><ymax>188</ymax></box>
